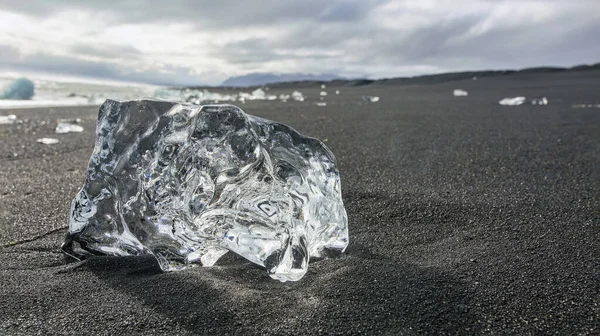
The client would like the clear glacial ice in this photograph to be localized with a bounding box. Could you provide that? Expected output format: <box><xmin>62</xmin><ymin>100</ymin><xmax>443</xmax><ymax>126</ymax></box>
<box><xmin>63</xmin><ymin>99</ymin><xmax>348</xmax><ymax>281</ymax></box>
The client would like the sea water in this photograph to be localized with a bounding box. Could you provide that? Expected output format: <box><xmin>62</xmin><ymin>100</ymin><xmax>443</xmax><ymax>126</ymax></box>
<box><xmin>0</xmin><ymin>74</ymin><xmax>168</xmax><ymax>109</ymax></box>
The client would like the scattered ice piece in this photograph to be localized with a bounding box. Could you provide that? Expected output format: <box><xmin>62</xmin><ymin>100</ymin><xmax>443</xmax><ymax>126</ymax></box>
<box><xmin>55</xmin><ymin>122</ymin><xmax>84</xmax><ymax>134</ymax></box>
<box><xmin>362</xmin><ymin>96</ymin><xmax>380</xmax><ymax>103</ymax></box>
<box><xmin>321</xmin><ymin>84</ymin><xmax>326</xmax><ymax>89</ymax></box>
<box><xmin>316</xmin><ymin>102</ymin><xmax>327</xmax><ymax>107</ymax></box>
<box><xmin>37</xmin><ymin>138</ymin><xmax>59</xmax><ymax>145</ymax></box>
<box><xmin>572</xmin><ymin>103</ymin><xmax>600</xmax><ymax>109</ymax></box>
<box><xmin>531</xmin><ymin>97</ymin><xmax>549</xmax><ymax>106</ymax></box>
<box><xmin>63</xmin><ymin>99</ymin><xmax>348</xmax><ymax>282</ymax></box>
<box><xmin>0</xmin><ymin>114</ymin><xmax>17</xmax><ymax>124</ymax></box>
<box><xmin>499</xmin><ymin>97</ymin><xmax>526</xmax><ymax>106</ymax></box>
<box><xmin>320</xmin><ymin>91</ymin><xmax>328</xmax><ymax>96</ymax></box>
<box><xmin>279</xmin><ymin>94</ymin><xmax>290</xmax><ymax>102</ymax></box>
<box><xmin>472</xmin><ymin>76</ymin><xmax>477</xmax><ymax>80</ymax></box>
<box><xmin>453</xmin><ymin>89</ymin><xmax>468</xmax><ymax>97</ymax></box>
<box><xmin>335</xmin><ymin>90</ymin><xmax>340</xmax><ymax>95</ymax></box>
<box><xmin>250</xmin><ymin>88</ymin><xmax>266</xmax><ymax>100</ymax></box>
<box><xmin>267</xmin><ymin>95</ymin><xmax>277</xmax><ymax>100</ymax></box>
<box><xmin>291</xmin><ymin>91</ymin><xmax>304</xmax><ymax>101</ymax></box>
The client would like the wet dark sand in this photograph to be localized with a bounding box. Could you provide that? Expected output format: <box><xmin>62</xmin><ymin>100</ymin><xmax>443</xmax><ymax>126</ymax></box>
<box><xmin>0</xmin><ymin>71</ymin><xmax>598</xmax><ymax>335</ymax></box>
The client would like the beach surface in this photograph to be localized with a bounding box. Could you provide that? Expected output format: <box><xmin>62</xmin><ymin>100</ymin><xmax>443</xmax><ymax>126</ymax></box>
<box><xmin>0</xmin><ymin>71</ymin><xmax>598</xmax><ymax>335</ymax></box>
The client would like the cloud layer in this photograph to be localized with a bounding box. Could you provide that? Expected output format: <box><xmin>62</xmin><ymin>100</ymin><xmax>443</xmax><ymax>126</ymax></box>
<box><xmin>0</xmin><ymin>0</ymin><xmax>598</xmax><ymax>85</ymax></box>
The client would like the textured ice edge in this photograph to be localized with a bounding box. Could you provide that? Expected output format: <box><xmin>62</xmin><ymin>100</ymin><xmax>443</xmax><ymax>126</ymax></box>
<box><xmin>62</xmin><ymin>99</ymin><xmax>348</xmax><ymax>281</ymax></box>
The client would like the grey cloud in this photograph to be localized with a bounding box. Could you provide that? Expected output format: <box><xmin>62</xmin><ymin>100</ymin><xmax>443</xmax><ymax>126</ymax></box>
<box><xmin>0</xmin><ymin>49</ymin><xmax>206</xmax><ymax>86</ymax></box>
<box><xmin>0</xmin><ymin>0</ymin><xmax>386</xmax><ymax>27</ymax></box>
<box><xmin>69</xmin><ymin>44</ymin><xmax>142</xmax><ymax>60</ymax></box>
<box><xmin>0</xmin><ymin>0</ymin><xmax>598</xmax><ymax>84</ymax></box>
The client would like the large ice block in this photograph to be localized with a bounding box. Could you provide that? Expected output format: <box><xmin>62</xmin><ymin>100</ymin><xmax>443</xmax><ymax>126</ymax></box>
<box><xmin>63</xmin><ymin>99</ymin><xmax>348</xmax><ymax>281</ymax></box>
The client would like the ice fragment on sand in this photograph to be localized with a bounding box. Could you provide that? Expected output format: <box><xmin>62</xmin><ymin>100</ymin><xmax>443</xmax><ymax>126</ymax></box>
<box><xmin>316</xmin><ymin>102</ymin><xmax>327</xmax><ymax>107</ymax></box>
<box><xmin>321</xmin><ymin>84</ymin><xmax>326</xmax><ymax>89</ymax></box>
<box><xmin>531</xmin><ymin>97</ymin><xmax>548</xmax><ymax>105</ymax></box>
<box><xmin>55</xmin><ymin>122</ymin><xmax>84</xmax><ymax>134</ymax></box>
<box><xmin>320</xmin><ymin>91</ymin><xmax>328</xmax><ymax>96</ymax></box>
<box><xmin>499</xmin><ymin>97</ymin><xmax>526</xmax><ymax>106</ymax></box>
<box><xmin>335</xmin><ymin>90</ymin><xmax>340</xmax><ymax>95</ymax></box>
<box><xmin>453</xmin><ymin>89</ymin><xmax>468</xmax><ymax>97</ymax></box>
<box><xmin>37</xmin><ymin>138</ymin><xmax>59</xmax><ymax>145</ymax></box>
<box><xmin>291</xmin><ymin>91</ymin><xmax>304</xmax><ymax>101</ymax></box>
<box><xmin>249</xmin><ymin>88</ymin><xmax>266</xmax><ymax>100</ymax></box>
<box><xmin>63</xmin><ymin>99</ymin><xmax>348</xmax><ymax>282</ymax></box>
<box><xmin>362</xmin><ymin>96</ymin><xmax>379</xmax><ymax>103</ymax></box>
<box><xmin>0</xmin><ymin>114</ymin><xmax>17</xmax><ymax>124</ymax></box>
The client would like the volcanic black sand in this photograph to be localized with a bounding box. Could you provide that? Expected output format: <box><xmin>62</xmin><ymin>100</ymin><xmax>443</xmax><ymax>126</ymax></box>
<box><xmin>0</xmin><ymin>71</ymin><xmax>598</xmax><ymax>335</ymax></box>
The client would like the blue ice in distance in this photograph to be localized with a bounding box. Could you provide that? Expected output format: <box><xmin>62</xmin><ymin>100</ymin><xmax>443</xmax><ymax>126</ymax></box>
<box><xmin>0</xmin><ymin>78</ymin><xmax>35</xmax><ymax>100</ymax></box>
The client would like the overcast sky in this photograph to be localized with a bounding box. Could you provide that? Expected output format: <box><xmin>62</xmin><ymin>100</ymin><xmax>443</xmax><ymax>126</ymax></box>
<box><xmin>0</xmin><ymin>0</ymin><xmax>598</xmax><ymax>85</ymax></box>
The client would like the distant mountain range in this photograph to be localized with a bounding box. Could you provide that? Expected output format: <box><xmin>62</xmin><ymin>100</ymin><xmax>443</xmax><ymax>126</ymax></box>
<box><xmin>220</xmin><ymin>73</ymin><xmax>342</xmax><ymax>87</ymax></box>
<box><xmin>215</xmin><ymin>63</ymin><xmax>599</xmax><ymax>89</ymax></box>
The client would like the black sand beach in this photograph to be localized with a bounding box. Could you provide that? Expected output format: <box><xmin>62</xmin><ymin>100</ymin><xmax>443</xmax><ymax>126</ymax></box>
<box><xmin>0</xmin><ymin>71</ymin><xmax>598</xmax><ymax>335</ymax></box>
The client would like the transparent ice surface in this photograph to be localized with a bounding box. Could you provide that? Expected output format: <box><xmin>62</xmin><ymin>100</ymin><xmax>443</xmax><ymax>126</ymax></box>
<box><xmin>63</xmin><ymin>99</ymin><xmax>348</xmax><ymax>281</ymax></box>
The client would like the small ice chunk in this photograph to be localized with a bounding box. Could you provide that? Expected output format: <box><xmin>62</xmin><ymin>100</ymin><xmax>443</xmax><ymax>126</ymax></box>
<box><xmin>362</xmin><ymin>96</ymin><xmax>379</xmax><ymax>103</ymax></box>
<box><xmin>321</xmin><ymin>84</ymin><xmax>326</xmax><ymax>89</ymax></box>
<box><xmin>453</xmin><ymin>89</ymin><xmax>468</xmax><ymax>97</ymax></box>
<box><xmin>279</xmin><ymin>94</ymin><xmax>290</xmax><ymax>102</ymax></box>
<box><xmin>267</xmin><ymin>95</ymin><xmax>277</xmax><ymax>100</ymax></box>
<box><xmin>320</xmin><ymin>91</ymin><xmax>328</xmax><ymax>96</ymax></box>
<box><xmin>55</xmin><ymin>122</ymin><xmax>84</xmax><ymax>134</ymax></box>
<box><xmin>37</xmin><ymin>138</ymin><xmax>59</xmax><ymax>145</ymax></box>
<box><xmin>335</xmin><ymin>90</ymin><xmax>340</xmax><ymax>95</ymax></box>
<box><xmin>291</xmin><ymin>91</ymin><xmax>304</xmax><ymax>101</ymax></box>
<box><xmin>499</xmin><ymin>97</ymin><xmax>526</xmax><ymax>106</ymax></box>
<box><xmin>0</xmin><ymin>114</ymin><xmax>17</xmax><ymax>124</ymax></box>
<box><xmin>571</xmin><ymin>103</ymin><xmax>600</xmax><ymax>109</ymax></box>
<box><xmin>250</xmin><ymin>89</ymin><xmax>266</xmax><ymax>100</ymax></box>
<box><xmin>531</xmin><ymin>97</ymin><xmax>548</xmax><ymax>106</ymax></box>
<box><xmin>316</xmin><ymin>102</ymin><xmax>327</xmax><ymax>107</ymax></box>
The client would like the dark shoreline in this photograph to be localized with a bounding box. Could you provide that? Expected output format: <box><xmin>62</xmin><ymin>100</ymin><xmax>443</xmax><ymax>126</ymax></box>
<box><xmin>0</xmin><ymin>70</ymin><xmax>598</xmax><ymax>335</ymax></box>
<box><xmin>184</xmin><ymin>62</ymin><xmax>600</xmax><ymax>90</ymax></box>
